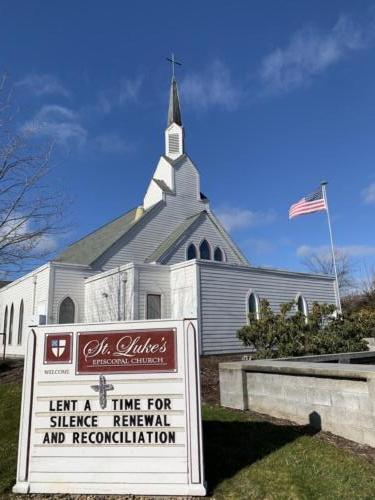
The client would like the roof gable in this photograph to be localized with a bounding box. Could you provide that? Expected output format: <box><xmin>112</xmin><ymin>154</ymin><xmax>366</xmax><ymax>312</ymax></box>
<box><xmin>146</xmin><ymin>210</ymin><xmax>248</xmax><ymax>265</ymax></box>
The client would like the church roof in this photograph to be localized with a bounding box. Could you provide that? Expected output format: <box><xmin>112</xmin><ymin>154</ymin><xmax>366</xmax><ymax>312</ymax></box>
<box><xmin>146</xmin><ymin>211</ymin><xmax>204</xmax><ymax>263</ymax></box>
<box><xmin>55</xmin><ymin>206</ymin><xmax>148</xmax><ymax>266</ymax></box>
<box><xmin>167</xmin><ymin>77</ymin><xmax>182</xmax><ymax>126</ymax></box>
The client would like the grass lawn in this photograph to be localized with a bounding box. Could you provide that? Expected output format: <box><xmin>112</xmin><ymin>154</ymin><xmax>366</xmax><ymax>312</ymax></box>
<box><xmin>1</xmin><ymin>382</ymin><xmax>375</xmax><ymax>499</ymax></box>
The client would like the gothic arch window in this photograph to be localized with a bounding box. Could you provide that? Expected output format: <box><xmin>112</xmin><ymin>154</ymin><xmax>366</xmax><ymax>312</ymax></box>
<box><xmin>187</xmin><ymin>243</ymin><xmax>197</xmax><ymax>260</ymax></box>
<box><xmin>199</xmin><ymin>239</ymin><xmax>211</xmax><ymax>260</ymax></box>
<box><xmin>59</xmin><ymin>297</ymin><xmax>75</xmax><ymax>324</ymax></box>
<box><xmin>17</xmin><ymin>300</ymin><xmax>24</xmax><ymax>345</ymax></box>
<box><xmin>3</xmin><ymin>306</ymin><xmax>8</xmax><ymax>345</ymax></box>
<box><xmin>297</xmin><ymin>295</ymin><xmax>308</xmax><ymax>319</ymax></box>
<box><xmin>214</xmin><ymin>247</ymin><xmax>224</xmax><ymax>262</ymax></box>
<box><xmin>247</xmin><ymin>291</ymin><xmax>260</xmax><ymax>320</ymax></box>
<box><xmin>8</xmin><ymin>304</ymin><xmax>14</xmax><ymax>345</ymax></box>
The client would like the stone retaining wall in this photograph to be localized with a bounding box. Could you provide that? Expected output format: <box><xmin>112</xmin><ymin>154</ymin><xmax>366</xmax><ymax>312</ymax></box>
<box><xmin>219</xmin><ymin>360</ymin><xmax>375</xmax><ymax>446</ymax></box>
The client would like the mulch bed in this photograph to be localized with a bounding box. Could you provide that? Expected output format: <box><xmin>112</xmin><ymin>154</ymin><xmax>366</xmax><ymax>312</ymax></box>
<box><xmin>0</xmin><ymin>358</ymin><xmax>24</xmax><ymax>385</ymax></box>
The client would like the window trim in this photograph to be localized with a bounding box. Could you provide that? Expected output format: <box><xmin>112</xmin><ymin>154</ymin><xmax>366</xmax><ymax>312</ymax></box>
<box><xmin>296</xmin><ymin>294</ymin><xmax>308</xmax><ymax>321</ymax></box>
<box><xmin>145</xmin><ymin>292</ymin><xmax>163</xmax><ymax>320</ymax></box>
<box><xmin>213</xmin><ymin>246</ymin><xmax>226</xmax><ymax>262</ymax></box>
<box><xmin>3</xmin><ymin>306</ymin><xmax>8</xmax><ymax>345</ymax></box>
<box><xmin>199</xmin><ymin>238</ymin><xmax>212</xmax><ymax>260</ymax></box>
<box><xmin>17</xmin><ymin>300</ymin><xmax>24</xmax><ymax>346</ymax></box>
<box><xmin>8</xmin><ymin>303</ymin><xmax>14</xmax><ymax>345</ymax></box>
<box><xmin>186</xmin><ymin>242</ymin><xmax>198</xmax><ymax>260</ymax></box>
<box><xmin>246</xmin><ymin>290</ymin><xmax>260</xmax><ymax>321</ymax></box>
<box><xmin>58</xmin><ymin>296</ymin><xmax>77</xmax><ymax>324</ymax></box>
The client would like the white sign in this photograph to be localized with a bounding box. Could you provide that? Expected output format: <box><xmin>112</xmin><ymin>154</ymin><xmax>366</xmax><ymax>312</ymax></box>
<box><xmin>13</xmin><ymin>319</ymin><xmax>206</xmax><ymax>496</ymax></box>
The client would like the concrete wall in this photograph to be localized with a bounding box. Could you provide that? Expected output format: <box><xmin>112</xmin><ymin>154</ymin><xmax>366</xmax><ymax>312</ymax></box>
<box><xmin>220</xmin><ymin>360</ymin><xmax>375</xmax><ymax>447</ymax></box>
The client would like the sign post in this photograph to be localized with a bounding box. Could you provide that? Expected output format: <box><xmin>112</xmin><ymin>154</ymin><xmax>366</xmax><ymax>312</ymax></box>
<box><xmin>13</xmin><ymin>319</ymin><xmax>206</xmax><ymax>496</ymax></box>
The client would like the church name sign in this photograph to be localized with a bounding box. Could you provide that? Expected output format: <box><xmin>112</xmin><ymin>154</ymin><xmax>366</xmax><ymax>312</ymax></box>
<box><xmin>13</xmin><ymin>320</ymin><xmax>206</xmax><ymax>496</ymax></box>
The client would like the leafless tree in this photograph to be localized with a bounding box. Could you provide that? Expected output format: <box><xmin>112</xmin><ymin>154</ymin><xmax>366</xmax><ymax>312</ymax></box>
<box><xmin>0</xmin><ymin>75</ymin><xmax>65</xmax><ymax>278</ymax></box>
<box><xmin>302</xmin><ymin>249</ymin><xmax>355</xmax><ymax>295</ymax></box>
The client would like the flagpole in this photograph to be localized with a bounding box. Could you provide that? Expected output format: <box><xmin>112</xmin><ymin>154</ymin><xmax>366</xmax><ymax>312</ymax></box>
<box><xmin>321</xmin><ymin>181</ymin><xmax>342</xmax><ymax>314</ymax></box>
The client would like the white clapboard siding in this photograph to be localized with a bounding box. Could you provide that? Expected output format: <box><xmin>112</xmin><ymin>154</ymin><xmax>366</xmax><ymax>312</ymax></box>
<box><xmin>138</xmin><ymin>266</ymin><xmax>171</xmax><ymax>319</ymax></box>
<box><xmin>0</xmin><ymin>264</ymin><xmax>51</xmax><ymax>357</ymax></box>
<box><xmin>198</xmin><ymin>261</ymin><xmax>337</xmax><ymax>355</ymax></box>
<box><xmin>170</xmin><ymin>262</ymin><xmax>198</xmax><ymax>319</ymax></box>
<box><xmin>51</xmin><ymin>264</ymin><xmax>94</xmax><ymax>324</ymax></box>
<box><xmin>84</xmin><ymin>265</ymin><xmax>134</xmax><ymax>323</ymax></box>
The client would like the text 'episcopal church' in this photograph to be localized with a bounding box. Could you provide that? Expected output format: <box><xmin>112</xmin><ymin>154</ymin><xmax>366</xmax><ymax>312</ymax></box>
<box><xmin>0</xmin><ymin>76</ymin><xmax>337</xmax><ymax>356</ymax></box>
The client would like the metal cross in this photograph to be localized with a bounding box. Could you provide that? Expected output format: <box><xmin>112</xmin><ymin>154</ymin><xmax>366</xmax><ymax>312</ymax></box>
<box><xmin>91</xmin><ymin>374</ymin><xmax>114</xmax><ymax>409</ymax></box>
<box><xmin>166</xmin><ymin>53</ymin><xmax>182</xmax><ymax>78</ymax></box>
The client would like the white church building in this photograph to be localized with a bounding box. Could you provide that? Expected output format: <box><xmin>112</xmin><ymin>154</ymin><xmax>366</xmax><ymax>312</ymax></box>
<box><xmin>0</xmin><ymin>76</ymin><xmax>337</xmax><ymax>357</ymax></box>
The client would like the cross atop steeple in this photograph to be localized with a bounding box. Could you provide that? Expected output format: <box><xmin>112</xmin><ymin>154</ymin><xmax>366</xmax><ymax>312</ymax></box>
<box><xmin>166</xmin><ymin>53</ymin><xmax>182</xmax><ymax>79</ymax></box>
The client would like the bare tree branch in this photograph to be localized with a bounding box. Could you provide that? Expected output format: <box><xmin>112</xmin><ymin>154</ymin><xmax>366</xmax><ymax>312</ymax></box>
<box><xmin>0</xmin><ymin>75</ymin><xmax>66</xmax><ymax>278</ymax></box>
<box><xmin>302</xmin><ymin>249</ymin><xmax>355</xmax><ymax>295</ymax></box>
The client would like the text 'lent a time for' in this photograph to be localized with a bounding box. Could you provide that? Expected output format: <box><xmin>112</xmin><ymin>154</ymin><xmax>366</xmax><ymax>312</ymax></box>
<box><xmin>42</xmin><ymin>398</ymin><xmax>177</xmax><ymax>445</ymax></box>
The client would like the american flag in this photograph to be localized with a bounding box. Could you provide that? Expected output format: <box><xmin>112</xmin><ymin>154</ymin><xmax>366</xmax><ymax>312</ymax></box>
<box><xmin>289</xmin><ymin>187</ymin><xmax>326</xmax><ymax>219</ymax></box>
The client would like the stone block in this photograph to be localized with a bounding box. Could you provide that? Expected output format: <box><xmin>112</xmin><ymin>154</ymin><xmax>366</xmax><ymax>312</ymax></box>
<box><xmin>305</xmin><ymin>388</ymin><xmax>332</xmax><ymax>406</ymax></box>
<box><xmin>219</xmin><ymin>366</ymin><xmax>247</xmax><ymax>410</ymax></box>
<box><xmin>330</xmin><ymin>392</ymin><xmax>360</xmax><ymax>411</ymax></box>
<box><xmin>283</xmin><ymin>386</ymin><xmax>306</xmax><ymax>403</ymax></box>
<box><xmin>362</xmin><ymin>430</ymin><xmax>375</xmax><ymax>447</ymax></box>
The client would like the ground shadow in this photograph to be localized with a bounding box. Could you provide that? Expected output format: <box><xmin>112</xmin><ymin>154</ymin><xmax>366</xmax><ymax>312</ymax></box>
<box><xmin>203</xmin><ymin>417</ymin><xmax>320</xmax><ymax>494</ymax></box>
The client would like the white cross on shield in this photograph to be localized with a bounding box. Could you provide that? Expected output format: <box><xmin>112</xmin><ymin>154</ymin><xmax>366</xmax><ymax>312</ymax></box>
<box><xmin>51</xmin><ymin>338</ymin><xmax>66</xmax><ymax>358</ymax></box>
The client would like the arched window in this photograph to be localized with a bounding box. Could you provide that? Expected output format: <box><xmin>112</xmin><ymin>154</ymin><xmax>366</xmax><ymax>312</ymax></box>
<box><xmin>3</xmin><ymin>306</ymin><xmax>8</xmax><ymax>345</ymax></box>
<box><xmin>8</xmin><ymin>304</ymin><xmax>14</xmax><ymax>345</ymax></box>
<box><xmin>297</xmin><ymin>295</ymin><xmax>308</xmax><ymax>318</ymax></box>
<box><xmin>59</xmin><ymin>297</ymin><xmax>75</xmax><ymax>324</ymax></box>
<box><xmin>248</xmin><ymin>292</ymin><xmax>260</xmax><ymax>320</ymax></box>
<box><xmin>17</xmin><ymin>300</ymin><xmax>24</xmax><ymax>345</ymax></box>
<box><xmin>187</xmin><ymin>243</ymin><xmax>197</xmax><ymax>260</ymax></box>
<box><xmin>214</xmin><ymin>247</ymin><xmax>224</xmax><ymax>262</ymax></box>
<box><xmin>199</xmin><ymin>239</ymin><xmax>211</xmax><ymax>260</ymax></box>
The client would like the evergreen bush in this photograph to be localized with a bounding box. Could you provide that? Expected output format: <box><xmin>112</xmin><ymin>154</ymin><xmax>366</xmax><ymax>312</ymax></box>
<box><xmin>237</xmin><ymin>300</ymin><xmax>371</xmax><ymax>359</ymax></box>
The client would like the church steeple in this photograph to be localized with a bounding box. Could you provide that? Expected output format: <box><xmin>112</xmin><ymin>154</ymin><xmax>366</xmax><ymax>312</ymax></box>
<box><xmin>167</xmin><ymin>77</ymin><xmax>182</xmax><ymax>126</ymax></box>
<box><xmin>165</xmin><ymin>76</ymin><xmax>184</xmax><ymax>159</ymax></box>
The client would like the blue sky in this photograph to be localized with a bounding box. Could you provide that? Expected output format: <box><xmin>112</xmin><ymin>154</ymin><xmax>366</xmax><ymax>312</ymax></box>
<box><xmin>2</xmin><ymin>0</ymin><xmax>375</xmax><ymax>281</ymax></box>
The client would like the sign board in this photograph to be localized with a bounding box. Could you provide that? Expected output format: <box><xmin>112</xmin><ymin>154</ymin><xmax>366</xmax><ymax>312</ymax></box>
<box><xmin>13</xmin><ymin>319</ymin><xmax>206</xmax><ymax>496</ymax></box>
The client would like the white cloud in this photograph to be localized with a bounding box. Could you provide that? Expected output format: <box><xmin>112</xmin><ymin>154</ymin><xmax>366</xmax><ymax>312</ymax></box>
<box><xmin>22</xmin><ymin>105</ymin><xmax>87</xmax><ymax>147</ymax></box>
<box><xmin>260</xmin><ymin>15</ymin><xmax>371</xmax><ymax>93</ymax></box>
<box><xmin>216</xmin><ymin>207</ymin><xmax>276</xmax><ymax>232</ymax></box>
<box><xmin>16</xmin><ymin>73</ymin><xmax>70</xmax><ymax>98</ymax></box>
<box><xmin>97</xmin><ymin>76</ymin><xmax>142</xmax><ymax>114</ymax></box>
<box><xmin>243</xmin><ymin>238</ymin><xmax>275</xmax><ymax>254</ymax></box>
<box><xmin>361</xmin><ymin>182</ymin><xmax>375</xmax><ymax>204</ymax></box>
<box><xmin>297</xmin><ymin>244</ymin><xmax>375</xmax><ymax>258</ymax></box>
<box><xmin>180</xmin><ymin>60</ymin><xmax>242</xmax><ymax>110</ymax></box>
<box><xmin>93</xmin><ymin>133</ymin><xmax>130</xmax><ymax>153</ymax></box>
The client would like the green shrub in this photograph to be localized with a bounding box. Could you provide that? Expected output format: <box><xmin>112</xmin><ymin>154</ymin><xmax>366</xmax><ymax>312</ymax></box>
<box><xmin>237</xmin><ymin>300</ymin><xmax>370</xmax><ymax>359</ymax></box>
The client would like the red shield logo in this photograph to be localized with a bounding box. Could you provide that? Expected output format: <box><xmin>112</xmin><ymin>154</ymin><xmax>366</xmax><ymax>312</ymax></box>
<box><xmin>44</xmin><ymin>333</ymin><xmax>72</xmax><ymax>364</ymax></box>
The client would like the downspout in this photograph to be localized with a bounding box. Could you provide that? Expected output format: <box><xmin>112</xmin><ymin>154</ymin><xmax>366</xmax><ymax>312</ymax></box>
<box><xmin>122</xmin><ymin>272</ymin><xmax>127</xmax><ymax>321</ymax></box>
